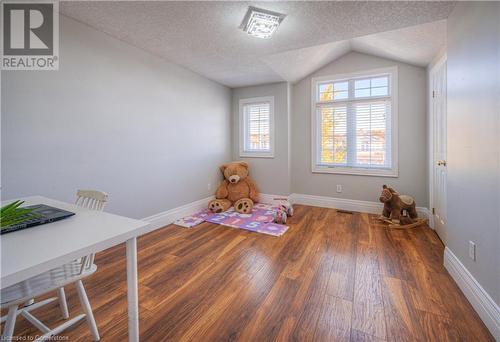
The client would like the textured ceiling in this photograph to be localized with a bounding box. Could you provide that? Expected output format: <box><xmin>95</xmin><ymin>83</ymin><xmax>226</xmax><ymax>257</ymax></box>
<box><xmin>351</xmin><ymin>20</ymin><xmax>447</xmax><ymax>68</ymax></box>
<box><xmin>261</xmin><ymin>19</ymin><xmax>447</xmax><ymax>83</ymax></box>
<box><xmin>61</xmin><ymin>1</ymin><xmax>454</xmax><ymax>87</ymax></box>
<box><xmin>261</xmin><ymin>40</ymin><xmax>351</xmax><ymax>84</ymax></box>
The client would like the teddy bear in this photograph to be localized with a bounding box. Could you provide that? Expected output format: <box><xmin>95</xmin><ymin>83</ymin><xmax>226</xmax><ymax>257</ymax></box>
<box><xmin>379</xmin><ymin>184</ymin><xmax>418</xmax><ymax>224</ymax></box>
<box><xmin>208</xmin><ymin>161</ymin><xmax>259</xmax><ymax>214</ymax></box>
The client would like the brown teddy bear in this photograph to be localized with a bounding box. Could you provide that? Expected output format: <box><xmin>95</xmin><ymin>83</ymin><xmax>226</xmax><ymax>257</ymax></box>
<box><xmin>379</xmin><ymin>185</ymin><xmax>418</xmax><ymax>224</ymax></box>
<box><xmin>208</xmin><ymin>161</ymin><xmax>259</xmax><ymax>214</ymax></box>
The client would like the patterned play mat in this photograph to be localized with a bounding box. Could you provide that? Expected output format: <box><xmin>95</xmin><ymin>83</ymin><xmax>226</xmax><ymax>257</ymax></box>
<box><xmin>174</xmin><ymin>203</ymin><xmax>289</xmax><ymax>237</ymax></box>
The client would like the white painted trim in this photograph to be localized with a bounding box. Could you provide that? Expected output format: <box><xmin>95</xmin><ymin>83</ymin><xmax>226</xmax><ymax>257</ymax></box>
<box><xmin>141</xmin><ymin>193</ymin><xmax>433</xmax><ymax>229</ymax></box>
<box><xmin>239</xmin><ymin>96</ymin><xmax>275</xmax><ymax>158</ymax></box>
<box><xmin>311</xmin><ymin>66</ymin><xmax>398</xmax><ymax>85</ymax></box>
<box><xmin>416</xmin><ymin>207</ymin><xmax>433</xmax><ymax>227</ymax></box>
<box><xmin>143</xmin><ymin>194</ymin><xmax>289</xmax><ymax>230</ymax></box>
<box><xmin>146</xmin><ymin>193</ymin><xmax>427</xmax><ymax>217</ymax></box>
<box><xmin>428</xmin><ymin>51</ymin><xmax>447</xmax><ymax>74</ymax></box>
<box><xmin>311</xmin><ymin>66</ymin><xmax>399</xmax><ymax>177</ymax></box>
<box><xmin>428</xmin><ymin>55</ymin><xmax>447</xmax><ymax>234</ymax></box>
<box><xmin>289</xmin><ymin>193</ymin><xmax>431</xmax><ymax>223</ymax></box>
<box><xmin>259</xmin><ymin>193</ymin><xmax>290</xmax><ymax>205</ymax></box>
<box><xmin>239</xmin><ymin>153</ymin><xmax>275</xmax><ymax>159</ymax></box>
<box><xmin>311</xmin><ymin>165</ymin><xmax>398</xmax><ymax>178</ymax></box>
<box><xmin>421</xmin><ymin>207</ymin><xmax>434</xmax><ymax>229</ymax></box>
<box><xmin>444</xmin><ymin>247</ymin><xmax>500</xmax><ymax>340</ymax></box>
<box><xmin>142</xmin><ymin>196</ymin><xmax>214</xmax><ymax>230</ymax></box>
<box><xmin>428</xmin><ymin>64</ymin><xmax>435</xmax><ymax>223</ymax></box>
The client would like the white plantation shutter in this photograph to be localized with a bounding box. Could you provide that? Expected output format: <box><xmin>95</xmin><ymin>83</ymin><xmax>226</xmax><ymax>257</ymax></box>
<box><xmin>318</xmin><ymin>105</ymin><xmax>347</xmax><ymax>165</ymax></box>
<box><xmin>245</xmin><ymin>102</ymin><xmax>270</xmax><ymax>151</ymax></box>
<box><xmin>240</xmin><ymin>97</ymin><xmax>274</xmax><ymax>157</ymax></box>
<box><xmin>314</xmin><ymin>69</ymin><xmax>397</xmax><ymax>175</ymax></box>
<box><xmin>353</xmin><ymin>100</ymin><xmax>391</xmax><ymax>168</ymax></box>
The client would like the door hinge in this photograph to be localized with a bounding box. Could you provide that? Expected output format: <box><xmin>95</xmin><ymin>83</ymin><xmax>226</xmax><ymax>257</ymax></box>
<box><xmin>432</xmin><ymin>90</ymin><xmax>436</xmax><ymax>98</ymax></box>
<box><xmin>432</xmin><ymin>207</ymin><xmax>435</xmax><ymax>215</ymax></box>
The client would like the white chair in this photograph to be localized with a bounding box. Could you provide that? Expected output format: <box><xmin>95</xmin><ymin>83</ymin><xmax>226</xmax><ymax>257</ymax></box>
<box><xmin>74</xmin><ymin>190</ymin><xmax>108</xmax><ymax>211</ymax></box>
<box><xmin>1</xmin><ymin>190</ymin><xmax>108</xmax><ymax>341</ymax></box>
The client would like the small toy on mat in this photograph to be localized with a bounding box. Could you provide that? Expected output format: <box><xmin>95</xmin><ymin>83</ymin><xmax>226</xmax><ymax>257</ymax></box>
<box><xmin>273</xmin><ymin>198</ymin><xmax>293</xmax><ymax>224</ymax></box>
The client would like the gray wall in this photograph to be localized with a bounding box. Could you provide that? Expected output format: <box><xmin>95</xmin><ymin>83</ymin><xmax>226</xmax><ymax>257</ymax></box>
<box><xmin>1</xmin><ymin>16</ymin><xmax>232</xmax><ymax>219</ymax></box>
<box><xmin>231</xmin><ymin>82</ymin><xmax>291</xmax><ymax>195</ymax></box>
<box><xmin>291</xmin><ymin>52</ymin><xmax>428</xmax><ymax>206</ymax></box>
<box><xmin>446</xmin><ymin>2</ymin><xmax>500</xmax><ymax>305</ymax></box>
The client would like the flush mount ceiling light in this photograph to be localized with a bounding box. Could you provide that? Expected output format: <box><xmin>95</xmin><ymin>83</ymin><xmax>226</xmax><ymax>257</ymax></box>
<box><xmin>240</xmin><ymin>6</ymin><xmax>286</xmax><ymax>39</ymax></box>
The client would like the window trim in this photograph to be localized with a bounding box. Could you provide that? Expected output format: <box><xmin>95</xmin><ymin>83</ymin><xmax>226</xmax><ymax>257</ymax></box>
<box><xmin>239</xmin><ymin>96</ymin><xmax>275</xmax><ymax>158</ymax></box>
<box><xmin>311</xmin><ymin>66</ymin><xmax>399</xmax><ymax>177</ymax></box>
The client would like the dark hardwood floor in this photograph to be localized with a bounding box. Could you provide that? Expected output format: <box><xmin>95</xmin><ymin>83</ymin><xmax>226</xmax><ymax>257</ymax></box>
<box><xmin>6</xmin><ymin>205</ymin><xmax>494</xmax><ymax>341</ymax></box>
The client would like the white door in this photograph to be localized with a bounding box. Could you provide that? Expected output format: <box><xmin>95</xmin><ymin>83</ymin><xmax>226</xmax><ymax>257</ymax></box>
<box><xmin>431</xmin><ymin>59</ymin><xmax>447</xmax><ymax>242</ymax></box>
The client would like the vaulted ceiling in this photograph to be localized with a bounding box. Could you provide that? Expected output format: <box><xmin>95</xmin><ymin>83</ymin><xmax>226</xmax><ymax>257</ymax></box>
<box><xmin>61</xmin><ymin>1</ymin><xmax>454</xmax><ymax>87</ymax></box>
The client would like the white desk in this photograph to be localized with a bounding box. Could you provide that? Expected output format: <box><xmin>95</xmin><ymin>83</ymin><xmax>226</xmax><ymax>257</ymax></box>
<box><xmin>1</xmin><ymin>196</ymin><xmax>153</xmax><ymax>342</ymax></box>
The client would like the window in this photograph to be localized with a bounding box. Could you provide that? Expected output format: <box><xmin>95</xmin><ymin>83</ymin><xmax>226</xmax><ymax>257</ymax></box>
<box><xmin>239</xmin><ymin>96</ymin><xmax>274</xmax><ymax>158</ymax></box>
<box><xmin>311</xmin><ymin>67</ymin><xmax>398</xmax><ymax>177</ymax></box>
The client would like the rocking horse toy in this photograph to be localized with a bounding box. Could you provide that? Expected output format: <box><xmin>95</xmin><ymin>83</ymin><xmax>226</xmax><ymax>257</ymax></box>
<box><xmin>377</xmin><ymin>185</ymin><xmax>426</xmax><ymax>229</ymax></box>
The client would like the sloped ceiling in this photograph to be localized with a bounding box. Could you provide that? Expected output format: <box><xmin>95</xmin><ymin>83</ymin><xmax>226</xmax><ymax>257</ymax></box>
<box><xmin>351</xmin><ymin>20</ymin><xmax>447</xmax><ymax>69</ymax></box>
<box><xmin>263</xmin><ymin>20</ymin><xmax>447</xmax><ymax>83</ymax></box>
<box><xmin>260</xmin><ymin>40</ymin><xmax>351</xmax><ymax>84</ymax></box>
<box><xmin>61</xmin><ymin>1</ymin><xmax>454</xmax><ymax>88</ymax></box>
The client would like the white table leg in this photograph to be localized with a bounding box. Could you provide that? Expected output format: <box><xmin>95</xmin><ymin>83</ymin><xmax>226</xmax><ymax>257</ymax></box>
<box><xmin>126</xmin><ymin>237</ymin><xmax>139</xmax><ymax>342</ymax></box>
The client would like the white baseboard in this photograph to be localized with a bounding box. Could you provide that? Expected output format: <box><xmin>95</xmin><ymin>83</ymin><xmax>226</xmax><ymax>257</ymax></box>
<box><xmin>259</xmin><ymin>193</ymin><xmax>289</xmax><ymax>205</ymax></box>
<box><xmin>142</xmin><ymin>193</ymin><xmax>433</xmax><ymax>230</ymax></box>
<box><xmin>290</xmin><ymin>193</ymin><xmax>381</xmax><ymax>213</ymax></box>
<box><xmin>419</xmin><ymin>207</ymin><xmax>434</xmax><ymax>228</ymax></box>
<box><xmin>289</xmin><ymin>193</ymin><xmax>432</xmax><ymax>225</ymax></box>
<box><xmin>142</xmin><ymin>196</ymin><xmax>214</xmax><ymax>230</ymax></box>
<box><xmin>444</xmin><ymin>247</ymin><xmax>500</xmax><ymax>340</ymax></box>
<box><xmin>143</xmin><ymin>194</ymin><xmax>284</xmax><ymax>230</ymax></box>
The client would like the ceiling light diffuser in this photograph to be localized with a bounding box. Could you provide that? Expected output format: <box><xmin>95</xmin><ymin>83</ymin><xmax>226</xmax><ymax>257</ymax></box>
<box><xmin>240</xmin><ymin>6</ymin><xmax>286</xmax><ymax>39</ymax></box>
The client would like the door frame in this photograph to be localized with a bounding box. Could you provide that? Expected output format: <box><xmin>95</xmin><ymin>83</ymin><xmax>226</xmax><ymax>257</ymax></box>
<box><xmin>428</xmin><ymin>53</ymin><xmax>447</xmax><ymax>231</ymax></box>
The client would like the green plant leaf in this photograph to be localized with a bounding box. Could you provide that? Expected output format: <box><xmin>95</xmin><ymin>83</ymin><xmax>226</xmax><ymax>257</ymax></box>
<box><xmin>0</xmin><ymin>201</ymin><xmax>40</xmax><ymax>228</ymax></box>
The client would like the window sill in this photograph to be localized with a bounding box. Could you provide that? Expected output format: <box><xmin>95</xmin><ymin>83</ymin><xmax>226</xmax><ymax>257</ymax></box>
<box><xmin>240</xmin><ymin>152</ymin><xmax>274</xmax><ymax>159</ymax></box>
<box><xmin>312</xmin><ymin>165</ymin><xmax>398</xmax><ymax>177</ymax></box>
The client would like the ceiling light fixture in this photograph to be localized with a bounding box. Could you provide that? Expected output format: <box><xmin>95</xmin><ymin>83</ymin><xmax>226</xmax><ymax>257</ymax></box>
<box><xmin>240</xmin><ymin>6</ymin><xmax>286</xmax><ymax>39</ymax></box>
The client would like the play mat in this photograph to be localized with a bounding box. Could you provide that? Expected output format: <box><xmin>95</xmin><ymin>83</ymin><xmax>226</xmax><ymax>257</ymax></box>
<box><xmin>174</xmin><ymin>203</ymin><xmax>288</xmax><ymax>237</ymax></box>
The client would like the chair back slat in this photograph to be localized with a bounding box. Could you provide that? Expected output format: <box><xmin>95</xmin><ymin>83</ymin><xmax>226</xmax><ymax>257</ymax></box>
<box><xmin>75</xmin><ymin>189</ymin><xmax>108</xmax><ymax>273</ymax></box>
<box><xmin>75</xmin><ymin>190</ymin><xmax>108</xmax><ymax>210</ymax></box>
